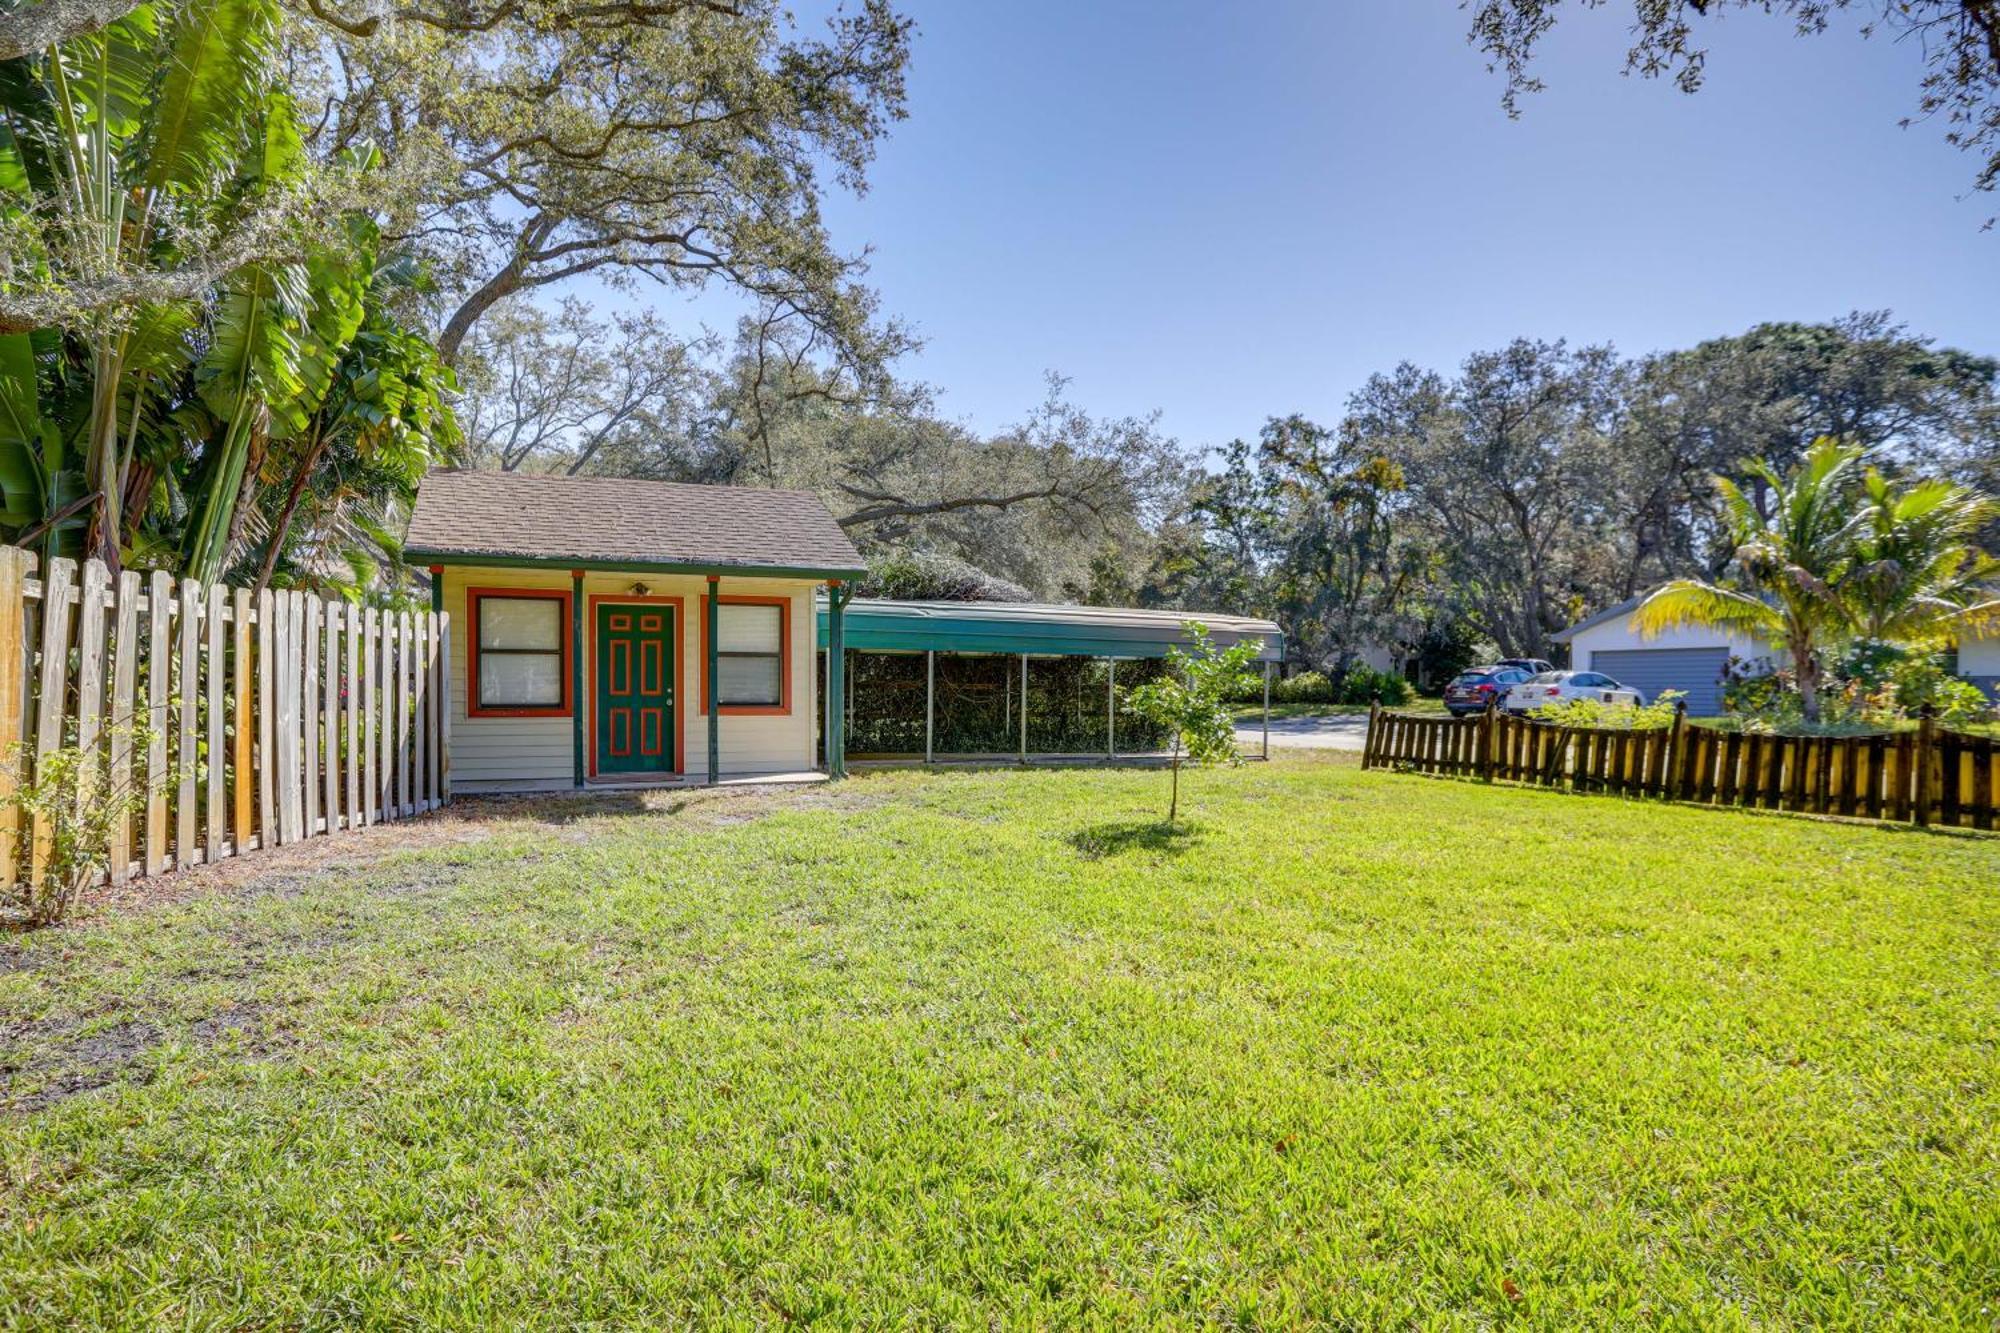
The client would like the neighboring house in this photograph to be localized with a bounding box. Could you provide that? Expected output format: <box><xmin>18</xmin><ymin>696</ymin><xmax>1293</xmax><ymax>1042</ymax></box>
<box><xmin>408</xmin><ymin>469</ymin><xmax>866</xmax><ymax>792</ymax></box>
<box><xmin>1962</xmin><ymin>625</ymin><xmax>2000</xmax><ymax>700</ymax></box>
<box><xmin>1555</xmin><ymin>594</ymin><xmax>2000</xmax><ymax>711</ymax></box>
<box><xmin>1351</xmin><ymin>642</ymin><xmax>1399</xmax><ymax>676</ymax></box>
<box><xmin>1552</xmin><ymin>596</ymin><xmax>1778</xmax><ymax>716</ymax></box>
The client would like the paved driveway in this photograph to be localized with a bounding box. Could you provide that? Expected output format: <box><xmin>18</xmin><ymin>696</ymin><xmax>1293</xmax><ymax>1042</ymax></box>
<box><xmin>1235</xmin><ymin>713</ymin><xmax>1371</xmax><ymax>752</ymax></box>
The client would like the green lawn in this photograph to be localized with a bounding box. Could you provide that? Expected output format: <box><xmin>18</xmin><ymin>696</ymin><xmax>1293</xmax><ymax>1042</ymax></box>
<box><xmin>3</xmin><ymin>758</ymin><xmax>1995</xmax><ymax>1327</ymax></box>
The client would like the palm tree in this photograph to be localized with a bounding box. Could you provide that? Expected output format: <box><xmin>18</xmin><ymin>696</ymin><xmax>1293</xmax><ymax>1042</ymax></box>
<box><xmin>1845</xmin><ymin>468</ymin><xmax>2000</xmax><ymax>645</ymax></box>
<box><xmin>1633</xmin><ymin>438</ymin><xmax>1871</xmax><ymax>722</ymax></box>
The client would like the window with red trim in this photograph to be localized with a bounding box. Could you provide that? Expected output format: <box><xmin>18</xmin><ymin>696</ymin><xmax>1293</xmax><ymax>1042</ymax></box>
<box><xmin>700</xmin><ymin>596</ymin><xmax>790</xmax><ymax>713</ymax></box>
<box><xmin>469</xmin><ymin>589</ymin><xmax>570</xmax><ymax>716</ymax></box>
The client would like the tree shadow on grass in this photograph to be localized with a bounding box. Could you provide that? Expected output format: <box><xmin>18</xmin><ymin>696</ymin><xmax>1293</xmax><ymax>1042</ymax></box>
<box><xmin>1067</xmin><ymin>819</ymin><xmax>1204</xmax><ymax>861</ymax></box>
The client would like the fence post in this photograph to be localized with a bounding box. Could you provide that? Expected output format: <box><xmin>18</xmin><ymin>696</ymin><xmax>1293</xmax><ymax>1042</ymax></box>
<box><xmin>1666</xmin><ymin>699</ymin><xmax>1688</xmax><ymax>800</ymax></box>
<box><xmin>232</xmin><ymin>587</ymin><xmax>252</xmax><ymax>852</ymax></box>
<box><xmin>0</xmin><ymin>547</ymin><xmax>31</xmax><ymax>887</ymax></box>
<box><xmin>1913</xmin><ymin>704</ymin><xmax>1935</xmax><ymax>828</ymax></box>
<box><xmin>1362</xmin><ymin>701</ymin><xmax>1379</xmax><ymax>770</ymax></box>
<box><xmin>1480</xmin><ymin>699</ymin><xmax>1496</xmax><ymax>782</ymax></box>
<box><xmin>1261</xmin><ymin>660</ymin><xmax>1271</xmax><ymax>761</ymax></box>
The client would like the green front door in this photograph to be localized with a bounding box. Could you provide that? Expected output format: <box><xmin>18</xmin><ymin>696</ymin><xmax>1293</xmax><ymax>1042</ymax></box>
<box><xmin>596</xmin><ymin>604</ymin><xmax>676</xmax><ymax>775</ymax></box>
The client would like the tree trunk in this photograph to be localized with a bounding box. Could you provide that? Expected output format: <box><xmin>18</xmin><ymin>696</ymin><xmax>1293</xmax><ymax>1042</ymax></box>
<box><xmin>1168</xmin><ymin>752</ymin><xmax>1180</xmax><ymax>824</ymax></box>
<box><xmin>436</xmin><ymin>219</ymin><xmax>554</xmax><ymax>365</ymax></box>
<box><xmin>252</xmin><ymin>429</ymin><xmax>328</xmax><ymax>596</ymax></box>
<box><xmin>225</xmin><ymin>427</ymin><xmax>268</xmax><ymax>550</ymax></box>
<box><xmin>1328</xmin><ymin>647</ymin><xmax>1354</xmax><ymax>695</ymax></box>
<box><xmin>1795</xmin><ymin>634</ymin><xmax>1820</xmax><ymax>723</ymax></box>
<box><xmin>84</xmin><ymin>351</ymin><xmax>123</xmax><ymax>575</ymax></box>
<box><xmin>119</xmin><ymin>459</ymin><xmax>155</xmax><ymax>548</ymax></box>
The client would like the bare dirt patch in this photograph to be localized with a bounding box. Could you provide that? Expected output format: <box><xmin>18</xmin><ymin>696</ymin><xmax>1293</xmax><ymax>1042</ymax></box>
<box><xmin>2</xmin><ymin>1000</ymin><xmax>292</xmax><ymax>1114</ymax></box>
<box><xmin>34</xmin><ymin>781</ymin><xmax>884</xmax><ymax>929</ymax></box>
<box><xmin>2</xmin><ymin>1017</ymin><xmax>160</xmax><ymax>1112</ymax></box>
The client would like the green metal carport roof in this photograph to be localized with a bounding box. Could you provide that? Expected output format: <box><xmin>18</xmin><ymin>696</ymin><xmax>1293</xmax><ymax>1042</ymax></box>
<box><xmin>816</xmin><ymin>598</ymin><xmax>1283</xmax><ymax>661</ymax></box>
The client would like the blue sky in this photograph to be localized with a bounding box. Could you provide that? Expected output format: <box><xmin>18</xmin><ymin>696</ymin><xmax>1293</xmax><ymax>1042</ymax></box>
<box><xmin>657</xmin><ymin>1</ymin><xmax>2000</xmax><ymax>452</ymax></box>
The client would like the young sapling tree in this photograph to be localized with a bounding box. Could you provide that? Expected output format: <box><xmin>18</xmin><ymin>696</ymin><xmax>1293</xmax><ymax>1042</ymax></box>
<box><xmin>1125</xmin><ymin>622</ymin><xmax>1264</xmax><ymax>824</ymax></box>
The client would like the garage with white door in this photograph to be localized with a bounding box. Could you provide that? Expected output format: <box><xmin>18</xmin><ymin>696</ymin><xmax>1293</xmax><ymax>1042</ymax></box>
<box><xmin>1553</xmin><ymin>595</ymin><xmax>1780</xmax><ymax>717</ymax></box>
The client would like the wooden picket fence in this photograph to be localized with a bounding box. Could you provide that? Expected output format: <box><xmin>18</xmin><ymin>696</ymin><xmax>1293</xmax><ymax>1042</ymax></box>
<box><xmin>0</xmin><ymin>548</ymin><xmax>450</xmax><ymax>894</ymax></box>
<box><xmin>1361</xmin><ymin>703</ymin><xmax>1998</xmax><ymax>831</ymax></box>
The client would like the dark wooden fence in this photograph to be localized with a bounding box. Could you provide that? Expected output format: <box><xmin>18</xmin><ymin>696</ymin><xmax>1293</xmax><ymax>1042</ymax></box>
<box><xmin>1361</xmin><ymin>704</ymin><xmax>1997</xmax><ymax>832</ymax></box>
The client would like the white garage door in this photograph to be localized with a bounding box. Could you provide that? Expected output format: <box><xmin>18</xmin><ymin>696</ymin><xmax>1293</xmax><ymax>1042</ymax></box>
<box><xmin>1588</xmin><ymin>647</ymin><xmax>1730</xmax><ymax>715</ymax></box>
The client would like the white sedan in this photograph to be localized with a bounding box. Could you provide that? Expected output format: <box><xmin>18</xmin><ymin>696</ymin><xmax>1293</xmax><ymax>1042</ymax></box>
<box><xmin>1503</xmin><ymin>670</ymin><xmax>1644</xmax><ymax>714</ymax></box>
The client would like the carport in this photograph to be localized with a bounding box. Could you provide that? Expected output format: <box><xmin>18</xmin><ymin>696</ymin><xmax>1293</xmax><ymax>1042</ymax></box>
<box><xmin>815</xmin><ymin>598</ymin><xmax>1283</xmax><ymax>769</ymax></box>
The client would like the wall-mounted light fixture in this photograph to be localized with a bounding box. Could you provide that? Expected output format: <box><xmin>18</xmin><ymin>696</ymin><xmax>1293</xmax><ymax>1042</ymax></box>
<box><xmin>630</xmin><ymin>582</ymin><xmax>651</xmax><ymax>597</ymax></box>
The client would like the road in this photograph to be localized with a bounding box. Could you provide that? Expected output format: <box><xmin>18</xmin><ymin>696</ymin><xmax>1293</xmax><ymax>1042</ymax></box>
<box><xmin>1234</xmin><ymin>713</ymin><xmax>1371</xmax><ymax>752</ymax></box>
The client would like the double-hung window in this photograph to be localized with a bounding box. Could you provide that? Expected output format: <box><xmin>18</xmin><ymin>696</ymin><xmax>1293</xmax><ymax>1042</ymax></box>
<box><xmin>472</xmin><ymin>590</ymin><xmax>569</xmax><ymax>715</ymax></box>
<box><xmin>711</xmin><ymin>600</ymin><xmax>787</xmax><ymax>710</ymax></box>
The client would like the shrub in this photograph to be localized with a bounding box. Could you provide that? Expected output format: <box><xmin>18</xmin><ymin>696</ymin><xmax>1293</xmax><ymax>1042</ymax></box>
<box><xmin>3</xmin><ymin>722</ymin><xmax>163</xmax><ymax>928</ymax></box>
<box><xmin>1229</xmin><ymin>665</ymin><xmax>1413</xmax><ymax>708</ymax></box>
<box><xmin>1270</xmin><ymin>671</ymin><xmax>1331</xmax><ymax>705</ymax></box>
<box><xmin>1335</xmin><ymin>665</ymin><xmax>1414</xmax><ymax>706</ymax></box>
<box><xmin>1721</xmin><ymin>663</ymin><xmax>1796</xmax><ymax>723</ymax></box>
<box><xmin>1723</xmin><ymin>643</ymin><xmax>1995</xmax><ymax>733</ymax></box>
<box><xmin>1876</xmin><ymin>649</ymin><xmax>1994</xmax><ymax>727</ymax></box>
<box><xmin>1531</xmin><ymin>691</ymin><xmax>1684</xmax><ymax>731</ymax></box>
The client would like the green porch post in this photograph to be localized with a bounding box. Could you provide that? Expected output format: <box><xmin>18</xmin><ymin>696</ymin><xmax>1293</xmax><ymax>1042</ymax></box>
<box><xmin>826</xmin><ymin>581</ymin><xmax>849</xmax><ymax>778</ymax></box>
<box><xmin>428</xmin><ymin>565</ymin><xmax>443</xmax><ymax>615</ymax></box>
<box><xmin>570</xmin><ymin>569</ymin><xmax>585</xmax><ymax>788</ymax></box>
<box><xmin>706</xmin><ymin>575</ymin><xmax>720</xmax><ymax>786</ymax></box>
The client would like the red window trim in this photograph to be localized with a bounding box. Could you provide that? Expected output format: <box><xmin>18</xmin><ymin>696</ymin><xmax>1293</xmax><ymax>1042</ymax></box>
<box><xmin>698</xmin><ymin>594</ymin><xmax>792</xmax><ymax>716</ymax></box>
<box><xmin>467</xmin><ymin>586</ymin><xmax>573</xmax><ymax>718</ymax></box>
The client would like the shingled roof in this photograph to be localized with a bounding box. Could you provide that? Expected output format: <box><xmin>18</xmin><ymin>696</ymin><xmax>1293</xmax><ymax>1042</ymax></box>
<box><xmin>407</xmin><ymin>470</ymin><xmax>866</xmax><ymax>577</ymax></box>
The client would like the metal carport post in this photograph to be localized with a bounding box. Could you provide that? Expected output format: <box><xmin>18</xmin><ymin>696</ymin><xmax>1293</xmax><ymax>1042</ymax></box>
<box><xmin>1106</xmin><ymin>659</ymin><xmax>1116</xmax><ymax>760</ymax></box>
<box><xmin>1018</xmin><ymin>653</ymin><xmax>1028</xmax><ymax>763</ymax></box>
<box><xmin>1263</xmin><ymin>660</ymin><xmax>1272</xmax><ymax>760</ymax></box>
<box><xmin>924</xmin><ymin>649</ymin><xmax>935</xmax><ymax>764</ymax></box>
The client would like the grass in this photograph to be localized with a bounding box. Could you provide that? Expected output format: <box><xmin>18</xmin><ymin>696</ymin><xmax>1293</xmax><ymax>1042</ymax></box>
<box><xmin>2</xmin><ymin>757</ymin><xmax>1996</xmax><ymax>1327</ymax></box>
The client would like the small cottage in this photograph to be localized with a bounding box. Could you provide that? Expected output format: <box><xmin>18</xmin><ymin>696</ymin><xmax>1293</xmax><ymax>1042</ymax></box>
<box><xmin>407</xmin><ymin>470</ymin><xmax>866</xmax><ymax>792</ymax></box>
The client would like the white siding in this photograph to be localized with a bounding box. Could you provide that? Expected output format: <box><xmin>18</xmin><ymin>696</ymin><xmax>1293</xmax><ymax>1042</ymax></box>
<box><xmin>1570</xmin><ymin>613</ymin><xmax>1778</xmax><ymax>672</ymax></box>
<box><xmin>440</xmin><ymin>566</ymin><xmax>821</xmax><ymax>791</ymax></box>
<box><xmin>1354</xmin><ymin>642</ymin><xmax>1397</xmax><ymax>674</ymax></box>
<box><xmin>1961</xmin><ymin>628</ymin><xmax>2000</xmax><ymax>677</ymax></box>
<box><xmin>1962</xmin><ymin>627</ymin><xmax>2000</xmax><ymax>699</ymax></box>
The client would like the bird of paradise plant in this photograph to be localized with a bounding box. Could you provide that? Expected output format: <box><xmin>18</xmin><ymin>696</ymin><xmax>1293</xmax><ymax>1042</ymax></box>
<box><xmin>0</xmin><ymin>0</ymin><xmax>435</xmax><ymax>585</ymax></box>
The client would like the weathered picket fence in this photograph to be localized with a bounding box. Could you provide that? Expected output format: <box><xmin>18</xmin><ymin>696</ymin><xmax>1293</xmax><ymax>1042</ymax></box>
<box><xmin>0</xmin><ymin>548</ymin><xmax>450</xmax><ymax>894</ymax></box>
<box><xmin>1361</xmin><ymin>703</ymin><xmax>1998</xmax><ymax>831</ymax></box>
